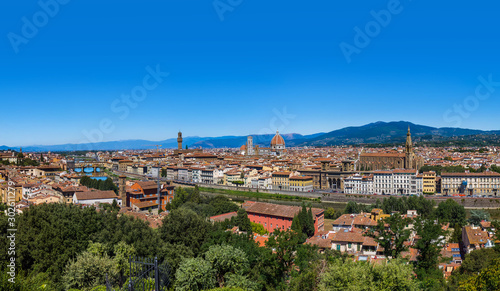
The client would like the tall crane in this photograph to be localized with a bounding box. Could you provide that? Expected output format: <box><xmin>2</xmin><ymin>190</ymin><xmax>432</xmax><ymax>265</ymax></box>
<box><xmin>144</xmin><ymin>144</ymin><xmax>162</xmax><ymax>153</ymax></box>
<box><xmin>144</xmin><ymin>144</ymin><xmax>163</xmax><ymax>214</ymax></box>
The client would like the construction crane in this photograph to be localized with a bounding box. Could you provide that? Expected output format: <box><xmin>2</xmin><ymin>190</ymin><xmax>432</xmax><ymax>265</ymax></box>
<box><xmin>143</xmin><ymin>144</ymin><xmax>163</xmax><ymax>214</ymax></box>
<box><xmin>144</xmin><ymin>144</ymin><xmax>162</xmax><ymax>153</ymax></box>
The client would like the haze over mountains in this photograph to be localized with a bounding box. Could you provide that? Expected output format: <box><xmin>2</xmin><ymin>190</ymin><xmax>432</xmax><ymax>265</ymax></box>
<box><xmin>2</xmin><ymin>121</ymin><xmax>500</xmax><ymax>152</ymax></box>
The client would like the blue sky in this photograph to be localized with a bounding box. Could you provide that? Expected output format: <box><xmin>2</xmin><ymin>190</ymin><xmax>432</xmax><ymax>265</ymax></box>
<box><xmin>2</xmin><ymin>0</ymin><xmax>500</xmax><ymax>146</ymax></box>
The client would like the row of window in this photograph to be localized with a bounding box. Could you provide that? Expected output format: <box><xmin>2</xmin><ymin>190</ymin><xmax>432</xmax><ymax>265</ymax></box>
<box><xmin>444</xmin><ymin>178</ymin><xmax>500</xmax><ymax>182</ymax></box>
<box><xmin>335</xmin><ymin>243</ymin><xmax>362</xmax><ymax>252</ymax></box>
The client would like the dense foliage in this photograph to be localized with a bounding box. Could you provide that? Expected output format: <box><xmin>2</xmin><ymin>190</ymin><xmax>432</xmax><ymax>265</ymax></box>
<box><xmin>79</xmin><ymin>176</ymin><xmax>119</xmax><ymax>194</ymax></box>
<box><xmin>367</xmin><ymin>213</ymin><xmax>412</xmax><ymax>259</ymax></box>
<box><xmin>167</xmin><ymin>186</ymin><xmax>239</xmax><ymax>218</ymax></box>
<box><xmin>291</xmin><ymin>203</ymin><xmax>315</xmax><ymax>241</ymax></box>
<box><xmin>343</xmin><ymin>195</ymin><xmax>435</xmax><ymax>219</ymax></box>
<box><xmin>1</xmin><ymin>191</ymin><xmax>499</xmax><ymax>290</ymax></box>
<box><xmin>0</xmin><ymin>203</ymin><xmax>162</xmax><ymax>290</ymax></box>
<box><xmin>318</xmin><ymin>258</ymin><xmax>419</xmax><ymax>291</ymax></box>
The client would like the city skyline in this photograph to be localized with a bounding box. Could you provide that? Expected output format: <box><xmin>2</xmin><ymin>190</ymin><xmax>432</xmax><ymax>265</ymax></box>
<box><xmin>4</xmin><ymin>2</ymin><xmax>500</xmax><ymax>289</ymax></box>
<box><xmin>2</xmin><ymin>1</ymin><xmax>500</xmax><ymax>146</ymax></box>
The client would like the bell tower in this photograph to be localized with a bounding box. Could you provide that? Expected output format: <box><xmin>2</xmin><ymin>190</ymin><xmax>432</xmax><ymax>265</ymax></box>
<box><xmin>246</xmin><ymin>136</ymin><xmax>254</xmax><ymax>155</ymax></box>
<box><xmin>405</xmin><ymin>126</ymin><xmax>414</xmax><ymax>169</ymax></box>
<box><xmin>119</xmin><ymin>175</ymin><xmax>127</xmax><ymax>207</ymax></box>
<box><xmin>177</xmin><ymin>131</ymin><xmax>183</xmax><ymax>150</ymax></box>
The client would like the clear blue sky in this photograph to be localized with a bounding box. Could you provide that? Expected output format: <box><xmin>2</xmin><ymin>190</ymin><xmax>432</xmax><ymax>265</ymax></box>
<box><xmin>2</xmin><ymin>0</ymin><xmax>500</xmax><ymax>146</ymax></box>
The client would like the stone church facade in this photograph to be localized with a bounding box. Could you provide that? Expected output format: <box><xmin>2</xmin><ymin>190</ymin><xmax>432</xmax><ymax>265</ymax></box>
<box><xmin>358</xmin><ymin>127</ymin><xmax>423</xmax><ymax>171</ymax></box>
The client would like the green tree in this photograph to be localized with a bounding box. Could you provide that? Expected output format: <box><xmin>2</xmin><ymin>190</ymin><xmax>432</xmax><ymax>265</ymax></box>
<box><xmin>306</xmin><ymin>207</ymin><xmax>315</xmax><ymax>235</ymax></box>
<box><xmin>366</xmin><ymin>213</ymin><xmax>412</xmax><ymax>259</ymax></box>
<box><xmin>450</xmin><ymin>223</ymin><xmax>463</xmax><ymax>243</ymax></box>
<box><xmin>111</xmin><ymin>199</ymin><xmax>119</xmax><ymax>211</ymax></box>
<box><xmin>167</xmin><ymin>187</ymin><xmax>204</xmax><ymax>212</ymax></box>
<box><xmin>294</xmin><ymin>243</ymin><xmax>321</xmax><ymax>276</ymax></box>
<box><xmin>159</xmin><ymin>208</ymin><xmax>212</xmax><ymax>255</ymax></box>
<box><xmin>87</xmin><ymin>241</ymin><xmax>107</xmax><ymax>256</ymax></box>
<box><xmin>225</xmin><ymin>273</ymin><xmax>258</xmax><ymax>291</ymax></box>
<box><xmin>251</xmin><ymin>222</ymin><xmax>267</xmax><ymax>235</ymax></box>
<box><xmin>204</xmin><ymin>244</ymin><xmax>249</xmax><ymax>287</ymax></box>
<box><xmin>291</xmin><ymin>215</ymin><xmax>301</xmax><ymax>234</ymax></box>
<box><xmin>458</xmin><ymin>248</ymin><xmax>500</xmax><ymax>275</ymax></box>
<box><xmin>435</xmin><ymin>199</ymin><xmax>466</xmax><ymax>227</ymax></box>
<box><xmin>234</xmin><ymin>208</ymin><xmax>252</xmax><ymax>232</ymax></box>
<box><xmin>458</xmin><ymin>258</ymin><xmax>500</xmax><ymax>291</ymax></box>
<box><xmin>209</xmin><ymin>196</ymin><xmax>239</xmax><ymax>216</ymax></box>
<box><xmin>324</xmin><ymin>207</ymin><xmax>336</xmax><ymax>219</ymax></box>
<box><xmin>468</xmin><ymin>209</ymin><xmax>490</xmax><ymax>226</ymax></box>
<box><xmin>158</xmin><ymin>242</ymin><xmax>194</xmax><ymax>282</ymax></box>
<box><xmin>62</xmin><ymin>250</ymin><xmax>116</xmax><ymax>290</ymax></box>
<box><xmin>493</xmin><ymin>221</ymin><xmax>500</xmax><ymax>252</ymax></box>
<box><xmin>344</xmin><ymin>201</ymin><xmax>361</xmax><ymax>214</ymax></box>
<box><xmin>291</xmin><ymin>215</ymin><xmax>305</xmax><ymax>243</ymax></box>
<box><xmin>113</xmin><ymin>241</ymin><xmax>136</xmax><ymax>287</ymax></box>
<box><xmin>318</xmin><ymin>258</ymin><xmax>418</xmax><ymax>291</ymax></box>
<box><xmin>413</xmin><ymin>218</ymin><xmax>447</xmax><ymax>285</ymax></box>
<box><xmin>175</xmin><ymin>257</ymin><xmax>216</xmax><ymax>291</ymax></box>
<box><xmin>294</xmin><ymin>203</ymin><xmax>315</xmax><ymax>238</ymax></box>
<box><xmin>449</xmin><ymin>248</ymin><xmax>500</xmax><ymax>289</ymax></box>
<box><xmin>265</xmin><ymin>229</ymin><xmax>301</xmax><ymax>280</ymax></box>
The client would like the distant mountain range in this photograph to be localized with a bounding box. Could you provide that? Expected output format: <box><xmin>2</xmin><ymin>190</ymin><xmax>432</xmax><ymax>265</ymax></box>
<box><xmin>297</xmin><ymin>121</ymin><xmax>500</xmax><ymax>147</ymax></box>
<box><xmin>2</xmin><ymin>121</ymin><xmax>500</xmax><ymax>152</ymax></box>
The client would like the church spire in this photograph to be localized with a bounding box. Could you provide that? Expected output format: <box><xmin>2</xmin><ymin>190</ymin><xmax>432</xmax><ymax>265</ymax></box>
<box><xmin>406</xmin><ymin>126</ymin><xmax>412</xmax><ymax>152</ymax></box>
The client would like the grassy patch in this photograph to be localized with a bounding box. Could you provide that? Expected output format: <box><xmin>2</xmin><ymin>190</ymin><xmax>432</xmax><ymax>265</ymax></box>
<box><xmin>199</xmin><ymin>187</ymin><xmax>321</xmax><ymax>203</ymax></box>
<box><xmin>484</xmin><ymin>208</ymin><xmax>500</xmax><ymax>220</ymax></box>
<box><xmin>465</xmin><ymin>208</ymin><xmax>500</xmax><ymax>220</ymax></box>
<box><xmin>323</xmin><ymin>219</ymin><xmax>335</xmax><ymax>232</ymax></box>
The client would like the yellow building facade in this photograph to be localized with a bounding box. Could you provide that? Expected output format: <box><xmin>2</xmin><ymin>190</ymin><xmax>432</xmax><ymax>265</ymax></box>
<box><xmin>423</xmin><ymin>171</ymin><xmax>436</xmax><ymax>194</ymax></box>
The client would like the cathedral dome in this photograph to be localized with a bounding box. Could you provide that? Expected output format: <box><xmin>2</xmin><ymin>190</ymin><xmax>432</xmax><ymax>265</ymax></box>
<box><xmin>240</xmin><ymin>144</ymin><xmax>247</xmax><ymax>151</ymax></box>
<box><xmin>271</xmin><ymin>130</ymin><xmax>285</xmax><ymax>146</ymax></box>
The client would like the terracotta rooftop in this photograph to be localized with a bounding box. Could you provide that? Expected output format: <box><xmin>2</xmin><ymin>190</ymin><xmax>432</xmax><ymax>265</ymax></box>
<box><xmin>333</xmin><ymin>214</ymin><xmax>377</xmax><ymax>227</ymax></box>
<box><xmin>133</xmin><ymin>201</ymin><xmax>158</xmax><ymax>209</ymax></box>
<box><xmin>75</xmin><ymin>190</ymin><xmax>118</xmax><ymax>200</ymax></box>
<box><xmin>210</xmin><ymin>211</ymin><xmax>238</xmax><ymax>222</ymax></box>
<box><xmin>463</xmin><ymin>226</ymin><xmax>490</xmax><ymax>245</ymax></box>
<box><xmin>244</xmin><ymin>202</ymin><xmax>323</xmax><ymax>219</ymax></box>
<box><xmin>441</xmin><ymin>172</ymin><xmax>500</xmax><ymax>177</ymax></box>
<box><xmin>361</xmin><ymin>153</ymin><xmax>405</xmax><ymax>158</ymax></box>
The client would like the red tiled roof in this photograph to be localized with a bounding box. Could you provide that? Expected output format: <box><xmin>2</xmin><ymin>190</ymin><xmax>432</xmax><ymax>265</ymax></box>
<box><xmin>133</xmin><ymin>201</ymin><xmax>158</xmax><ymax>209</ymax></box>
<box><xmin>333</xmin><ymin>214</ymin><xmax>377</xmax><ymax>227</ymax></box>
<box><xmin>75</xmin><ymin>190</ymin><xmax>118</xmax><ymax>200</ymax></box>
<box><xmin>463</xmin><ymin>226</ymin><xmax>489</xmax><ymax>245</ymax></box>
<box><xmin>244</xmin><ymin>202</ymin><xmax>323</xmax><ymax>219</ymax></box>
<box><xmin>361</xmin><ymin>153</ymin><xmax>405</xmax><ymax>158</ymax></box>
<box><xmin>441</xmin><ymin>172</ymin><xmax>500</xmax><ymax>177</ymax></box>
<box><xmin>210</xmin><ymin>211</ymin><xmax>238</xmax><ymax>222</ymax></box>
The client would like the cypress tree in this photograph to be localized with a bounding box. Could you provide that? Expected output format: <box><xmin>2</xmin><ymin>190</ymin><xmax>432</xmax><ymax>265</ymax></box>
<box><xmin>235</xmin><ymin>208</ymin><xmax>252</xmax><ymax>232</ymax></box>
<box><xmin>306</xmin><ymin>207</ymin><xmax>315</xmax><ymax>237</ymax></box>
<box><xmin>291</xmin><ymin>215</ymin><xmax>302</xmax><ymax>234</ymax></box>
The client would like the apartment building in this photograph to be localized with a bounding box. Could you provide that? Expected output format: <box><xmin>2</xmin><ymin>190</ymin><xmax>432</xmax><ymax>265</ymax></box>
<box><xmin>441</xmin><ymin>172</ymin><xmax>500</xmax><ymax>196</ymax></box>
<box><xmin>289</xmin><ymin>176</ymin><xmax>313</xmax><ymax>192</ymax></box>
<box><xmin>422</xmin><ymin>171</ymin><xmax>437</xmax><ymax>194</ymax></box>
<box><xmin>344</xmin><ymin>174</ymin><xmax>373</xmax><ymax>194</ymax></box>
<box><xmin>272</xmin><ymin>171</ymin><xmax>292</xmax><ymax>191</ymax></box>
